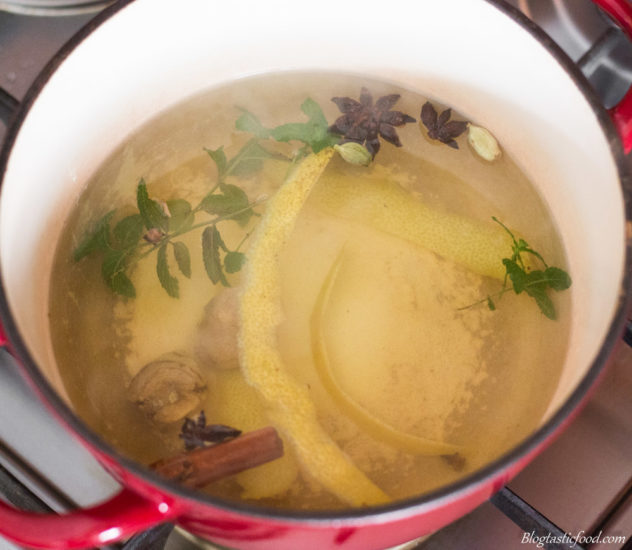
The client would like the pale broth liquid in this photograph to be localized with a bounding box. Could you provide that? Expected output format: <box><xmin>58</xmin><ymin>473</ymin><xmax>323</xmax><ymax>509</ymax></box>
<box><xmin>49</xmin><ymin>73</ymin><xmax>570</xmax><ymax>509</ymax></box>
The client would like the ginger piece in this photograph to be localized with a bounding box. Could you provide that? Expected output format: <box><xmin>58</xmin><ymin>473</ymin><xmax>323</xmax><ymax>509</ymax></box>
<box><xmin>128</xmin><ymin>351</ymin><xmax>207</xmax><ymax>424</ymax></box>
<box><xmin>239</xmin><ymin>149</ymin><xmax>390</xmax><ymax>506</ymax></box>
<box><xmin>195</xmin><ymin>288</ymin><xmax>240</xmax><ymax>370</ymax></box>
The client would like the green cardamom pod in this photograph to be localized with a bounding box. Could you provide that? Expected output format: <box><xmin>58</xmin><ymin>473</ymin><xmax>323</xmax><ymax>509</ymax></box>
<box><xmin>334</xmin><ymin>142</ymin><xmax>372</xmax><ymax>167</ymax></box>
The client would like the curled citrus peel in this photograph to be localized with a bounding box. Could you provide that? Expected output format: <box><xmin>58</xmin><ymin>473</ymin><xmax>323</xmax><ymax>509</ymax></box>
<box><xmin>238</xmin><ymin>149</ymin><xmax>390</xmax><ymax>506</ymax></box>
<box><xmin>309</xmin><ymin>173</ymin><xmax>516</xmax><ymax>281</ymax></box>
<box><xmin>311</xmin><ymin>252</ymin><xmax>461</xmax><ymax>456</ymax></box>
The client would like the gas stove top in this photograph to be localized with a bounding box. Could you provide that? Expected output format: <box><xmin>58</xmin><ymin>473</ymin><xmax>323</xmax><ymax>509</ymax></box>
<box><xmin>1</xmin><ymin>2</ymin><xmax>632</xmax><ymax>549</ymax></box>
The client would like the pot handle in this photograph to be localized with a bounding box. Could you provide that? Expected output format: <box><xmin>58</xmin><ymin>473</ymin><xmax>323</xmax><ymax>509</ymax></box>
<box><xmin>0</xmin><ymin>83</ymin><xmax>177</xmax><ymax>548</ymax></box>
<box><xmin>0</xmin><ymin>487</ymin><xmax>178</xmax><ymax>549</ymax></box>
<box><xmin>1</xmin><ymin>82</ymin><xmax>177</xmax><ymax>547</ymax></box>
<box><xmin>590</xmin><ymin>1</ymin><xmax>632</xmax><ymax>347</ymax></box>
<box><xmin>591</xmin><ymin>0</ymin><xmax>632</xmax><ymax>152</ymax></box>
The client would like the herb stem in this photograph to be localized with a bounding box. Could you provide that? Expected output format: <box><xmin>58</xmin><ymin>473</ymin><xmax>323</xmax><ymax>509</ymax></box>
<box><xmin>193</xmin><ymin>182</ymin><xmax>222</xmax><ymax>214</ymax></box>
<box><xmin>456</xmin><ymin>288</ymin><xmax>510</xmax><ymax>312</ymax></box>
<box><xmin>458</xmin><ymin>268</ymin><xmax>569</xmax><ymax>312</ymax></box>
<box><xmin>173</xmin><ymin>197</ymin><xmax>266</xmax><ymax>239</ymax></box>
<box><xmin>124</xmin><ymin>198</ymin><xmax>267</xmax><ymax>274</ymax></box>
<box><xmin>234</xmin><ymin>229</ymin><xmax>253</xmax><ymax>253</ymax></box>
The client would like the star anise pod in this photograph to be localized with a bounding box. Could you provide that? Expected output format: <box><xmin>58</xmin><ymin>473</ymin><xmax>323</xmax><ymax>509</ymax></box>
<box><xmin>179</xmin><ymin>410</ymin><xmax>242</xmax><ymax>451</ymax></box>
<box><xmin>420</xmin><ymin>101</ymin><xmax>468</xmax><ymax>149</ymax></box>
<box><xmin>329</xmin><ymin>87</ymin><xmax>416</xmax><ymax>157</ymax></box>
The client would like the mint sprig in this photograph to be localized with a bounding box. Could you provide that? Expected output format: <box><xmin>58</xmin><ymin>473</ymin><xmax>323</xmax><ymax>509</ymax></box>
<box><xmin>74</xmin><ymin>97</ymin><xmax>346</xmax><ymax>298</ymax></box>
<box><xmin>236</xmin><ymin>98</ymin><xmax>340</xmax><ymax>153</ymax></box>
<box><xmin>460</xmin><ymin>217</ymin><xmax>571</xmax><ymax>320</ymax></box>
<box><xmin>74</xmin><ymin>174</ymin><xmax>261</xmax><ymax>298</ymax></box>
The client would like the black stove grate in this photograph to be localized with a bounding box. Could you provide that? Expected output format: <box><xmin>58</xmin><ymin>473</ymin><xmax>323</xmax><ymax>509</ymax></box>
<box><xmin>490</xmin><ymin>488</ymin><xmax>585</xmax><ymax>550</ymax></box>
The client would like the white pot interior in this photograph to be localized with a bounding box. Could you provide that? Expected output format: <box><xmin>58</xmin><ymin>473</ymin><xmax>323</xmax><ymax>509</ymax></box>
<box><xmin>0</xmin><ymin>0</ymin><xmax>626</xmax><ymax>434</ymax></box>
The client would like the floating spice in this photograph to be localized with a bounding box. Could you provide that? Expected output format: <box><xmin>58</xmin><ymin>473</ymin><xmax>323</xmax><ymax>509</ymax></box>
<box><xmin>153</xmin><ymin>426</ymin><xmax>283</xmax><ymax>488</ymax></box>
<box><xmin>329</xmin><ymin>87</ymin><xmax>416</xmax><ymax>157</ymax></box>
<box><xmin>333</xmin><ymin>142</ymin><xmax>372</xmax><ymax>167</ymax></box>
<box><xmin>420</xmin><ymin>101</ymin><xmax>468</xmax><ymax>149</ymax></box>
<box><xmin>468</xmin><ymin>124</ymin><xmax>502</xmax><ymax>161</ymax></box>
<box><xmin>180</xmin><ymin>410</ymin><xmax>242</xmax><ymax>451</ymax></box>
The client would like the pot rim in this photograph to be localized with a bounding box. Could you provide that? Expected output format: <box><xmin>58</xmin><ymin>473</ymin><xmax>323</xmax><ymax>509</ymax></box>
<box><xmin>0</xmin><ymin>0</ymin><xmax>630</xmax><ymax>525</ymax></box>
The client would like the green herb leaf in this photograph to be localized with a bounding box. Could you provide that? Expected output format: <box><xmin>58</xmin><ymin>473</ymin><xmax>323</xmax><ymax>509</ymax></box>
<box><xmin>521</xmin><ymin>270</ymin><xmax>555</xmax><ymax>319</ymax></box>
<box><xmin>270</xmin><ymin>122</ymin><xmax>315</xmax><ymax>145</ymax></box>
<box><xmin>544</xmin><ymin>266</ymin><xmax>572</xmax><ymax>291</ymax></box>
<box><xmin>497</xmin><ymin>218</ymin><xmax>571</xmax><ymax>318</ymax></box>
<box><xmin>202</xmin><ymin>226</ymin><xmax>229</xmax><ymax>287</ymax></box>
<box><xmin>167</xmin><ymin>199</ymin><xmax>194</xmax><ymax>233</ymax></box>
<box><xmin>101</xmin><ymin>249</ymin><xmax>124</xmax><ymax>282</ymax></box>
<box><xmin>113</xmin><ymin>214</ymin><xmax>144</xmax><ymax>249</ymax></box>
<box><xmin>156</xmin><ymin>244</ymin><xmax>179</xmax><ymax>298</ymax></box>
<box><xmin>301</xmin><ymin>97</ymin><xmax>340</xmax><ymax>153</ymax></box>
<box><xmin>461</xmin><ymin>217</ymin><xmax>571</xmax><ymax>319</ymax></box>
<box><xmin>172</xmin><ymin>241</ymin><xmax>192</xmax><ymax>278</ymax></box>
<box><xmin>502</xmin><ymin>258</ymin><xmax>527</xmax><ymax>294</ymax></box>
<box><xmin>516</xmin><ymin>239</ymin><xmax>547</xmax><ymax>266</ymax></box>
<box><xmin>206</xmin><ymin>146</ymin><xmax>228</xmax><ymax>180</ymax></box>
<box><xmin>200</xmin><ymin>184</ymin><xmax>253</xmax><ymax>226</ymax></box>
<box><xmin>524</xmin><ymin>269</ymin><xmax>550</xmax><ymax>289</ymax></box>
<box><xmin>312</xmin><ymin>131</ymin><xmax>340</xmax><ymax>152</ymax></box>
<box><xmin>227</xmin><ymin>139</ymin><xmax>276</xmax><ymax>178</ymax></box>
<box><xmin>224</xmin><ymin>251</ymin><xmax>246</xmax><ymax>273</ymax></box>
<box><xmin>235</xmin><ymin>110</ymin><xmax>271</xmax><ymax>139</ymax></box>
<box><xmin>300</xmin><ymin>97</ymin><xmax>329</xmax><ymax>128</ymax></box>
<box><xmin>73</xmin><ymin>210</ymin><xmax>115</xmax><ymax>261</ymax></box>
<box><xmin>109</xmin><ymin>271</ymin><xmax>136</xmax><ymax>298</ymax></box>
<box><xmin>270</xmin><ymin>98</ymin><xmax>339</xmax><ymax>153</ymax></box>
<box><xmin>102</xmin><ymin>249</ymin><xmax>135</xmax><ymax>298</ymax></box>
<box><xmin>528</xmin><ymin>286</ymin><xmax>556</xmax><ymax>320</ymax></box>
<box><xmin>137</xmin><ymin>179</ymin><xmax>169</xmax><ymax>231</ymax></box>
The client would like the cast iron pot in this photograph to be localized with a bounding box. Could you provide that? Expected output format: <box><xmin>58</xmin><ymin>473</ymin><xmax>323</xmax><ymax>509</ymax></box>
<box><xmin>0</xmin><ymin>0</ymin><xmax>631</xmax><ymax>548</ymax></box>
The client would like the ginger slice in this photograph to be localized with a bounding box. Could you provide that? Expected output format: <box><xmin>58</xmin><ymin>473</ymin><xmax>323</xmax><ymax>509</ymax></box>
<box><xmin>238</xmin><ymin>149</ymin><xmax>390</xmax><ymax>506</ymax></box>
<box><xmin>311</xmin><ymin>253</ymin><xmax>461</xmax><ymax>456</ymax></box>
<box><xmin>309</xmin><ymin>172</ymin><xmax>513</xmax><ymax>280</ymax></box>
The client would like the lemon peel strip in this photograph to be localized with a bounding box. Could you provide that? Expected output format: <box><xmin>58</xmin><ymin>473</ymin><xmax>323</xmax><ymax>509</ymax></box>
<box><xmin>210</xmin><ymin>369</ymin><xmax>299</xmax><ymax>499</ymax></box>
<box><xmin>238</xmin><ymin>148</ymin><xmax>390</xmax><ymax>506</ymax></box>
<box><xmin>311</xmin><ymin>252</ymin><xmax>461</xmax><ymax>456</ymax></box>
<box><xmin>310</xmin><ymin>174</ymin><xmax>514</xmax><ymax>280</ymax></box>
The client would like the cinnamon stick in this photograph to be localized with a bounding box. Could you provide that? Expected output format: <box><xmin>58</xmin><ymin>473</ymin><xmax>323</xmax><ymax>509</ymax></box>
<box><xmin>151</xmin><ymin>426</ymin><xmax>283</xmax><ymax>488</ymax></box>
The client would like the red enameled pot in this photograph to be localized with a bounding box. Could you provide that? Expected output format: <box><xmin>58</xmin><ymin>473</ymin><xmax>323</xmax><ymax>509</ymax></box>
<box><xmin>0</xmin><ymin>0</ymin><xmax>631</xmax><ymax>548</ymax></box>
